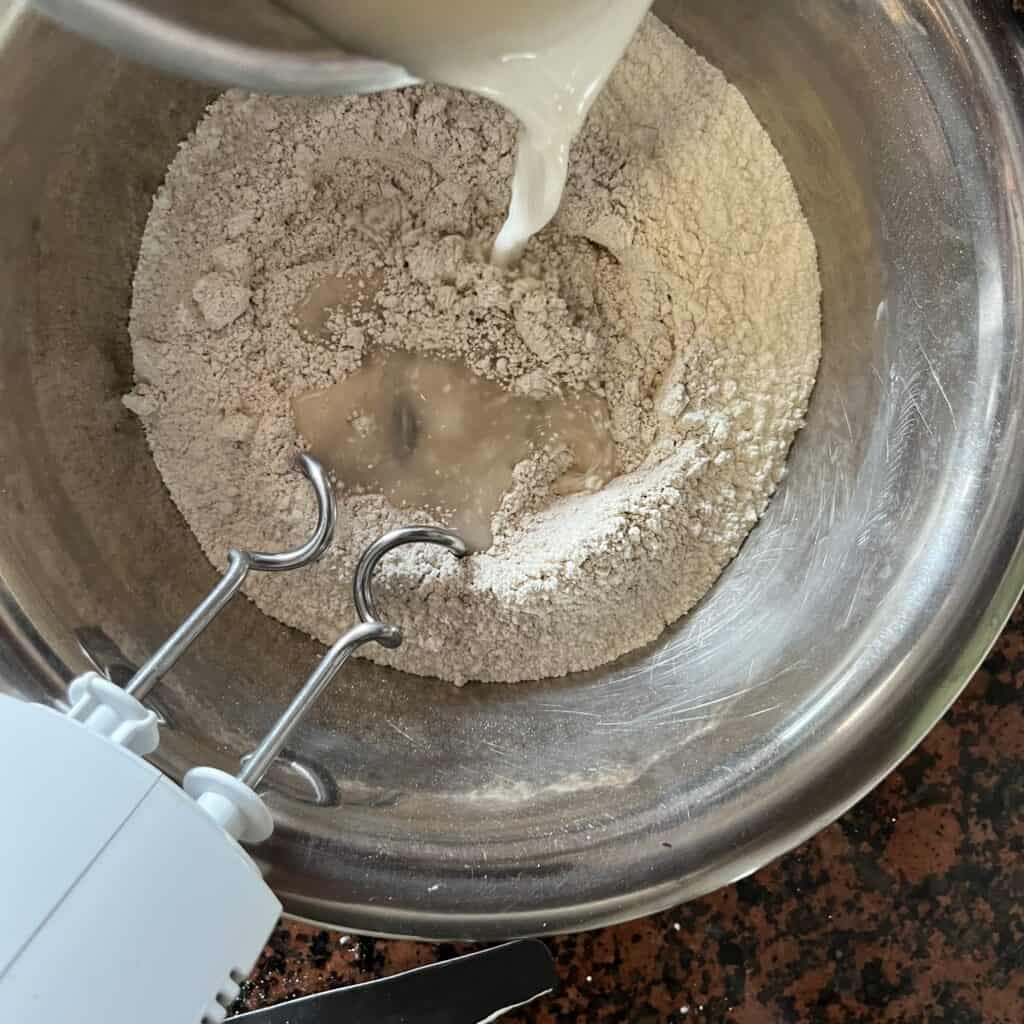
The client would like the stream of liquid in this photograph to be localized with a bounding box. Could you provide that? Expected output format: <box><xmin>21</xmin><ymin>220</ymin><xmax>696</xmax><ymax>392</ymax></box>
<box><xmin>282</xmin><ymin>0</ymin><xmax>652</xmax><ymax>264</ymax></box>
<box><xmin>292</xmin><ymin>348</ymin><xmax>616</xmax><ymax>551</ymax></box>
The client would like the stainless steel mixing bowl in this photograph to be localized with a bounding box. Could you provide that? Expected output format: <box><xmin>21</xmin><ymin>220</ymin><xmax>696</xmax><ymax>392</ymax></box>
<box><xmin>2</xmin><ymin>0</ymin><xmax>1024</xmax><ymax>940</ymax></box>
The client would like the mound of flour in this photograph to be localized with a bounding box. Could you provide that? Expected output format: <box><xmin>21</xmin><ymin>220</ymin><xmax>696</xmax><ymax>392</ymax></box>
<box><xmin>127</xmin><ymin>16</ymin><xmax>821</xmax><ymax>684</ymax></box>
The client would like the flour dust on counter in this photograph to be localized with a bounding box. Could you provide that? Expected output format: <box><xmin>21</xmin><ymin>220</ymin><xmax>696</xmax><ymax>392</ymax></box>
<box><xmin>126</xmin><ymin>16</ymin><xmax>821</xmax><ymax>684</ymax></box>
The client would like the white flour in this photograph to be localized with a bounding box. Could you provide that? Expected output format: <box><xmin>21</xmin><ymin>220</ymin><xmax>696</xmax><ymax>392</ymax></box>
<box><xmin>127</xmin><ymin>16</ymin><xmax>821</xmax><ymax>684</ymax></box>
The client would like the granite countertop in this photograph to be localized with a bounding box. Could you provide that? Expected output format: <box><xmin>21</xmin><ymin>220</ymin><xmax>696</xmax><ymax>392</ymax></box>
<box><xmin>235</xmin><ymin>601</ymin><xmax>1024</xmax><ymax>1022</ymax></box>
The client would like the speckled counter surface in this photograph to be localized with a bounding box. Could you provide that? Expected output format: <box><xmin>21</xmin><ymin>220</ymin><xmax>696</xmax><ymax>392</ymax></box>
<box><xmin>234</xmin><ymin>602</ymin><xmax>1024</xmax><ymax>1023</ymax></box>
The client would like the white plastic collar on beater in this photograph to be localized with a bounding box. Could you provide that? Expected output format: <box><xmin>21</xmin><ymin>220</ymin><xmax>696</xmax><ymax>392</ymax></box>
<box><xmin>66</xmin><ymin>670</ymin><xmax>160</xmax><ymax>754</ymax></box>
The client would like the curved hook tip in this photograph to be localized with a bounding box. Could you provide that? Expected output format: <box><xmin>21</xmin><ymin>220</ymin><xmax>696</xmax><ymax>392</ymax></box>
<box><xmin>353</xmin><ymin>525</ymin><xmax>468</xmax><ymax>632</ymax></box>
<box><xmin>294</xmin><ymin>451</ymin><xmax>320</xmax><ymax>478</ymax></box>
<box><xmin>245</xmin><ymin>453</ymin><xmax>337</xmax><ymax>572</ymax></box>
<box><xmin>377</xmin><ymin>624</ymin><xmax>403</xmax><ymax>650</ymax></box>
<box><xmin>449</xmin><ymin>534</ymin><xmax>472</xmax><ymax>559</ymax></box>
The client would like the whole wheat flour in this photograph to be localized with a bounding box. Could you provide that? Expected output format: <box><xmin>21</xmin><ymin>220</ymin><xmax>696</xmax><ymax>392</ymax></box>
<box><xmin>127</xmin><ymin>16</ymin><xmax>821</xmax><ymax>684</ymax></box>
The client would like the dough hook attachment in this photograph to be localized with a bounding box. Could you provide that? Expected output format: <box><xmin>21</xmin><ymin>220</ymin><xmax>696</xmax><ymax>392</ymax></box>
<box><xmin>65</xmin><ymin>453</ymin><xmax>336</xmax><ymax>755</ymax></box>
<box><xmin>238</xmin><ymin>525</ymin><xmax>469</xmax><ymax>787</ymax></box>
<box><xmin>186</xmin><ymin>523</ymin><xmax>467</xmax><ymax>839</ymax></box>
<box><xmin>124</xmin><ymin>452</ymin><xmax>337</xmax><ymax>702</ymax></box>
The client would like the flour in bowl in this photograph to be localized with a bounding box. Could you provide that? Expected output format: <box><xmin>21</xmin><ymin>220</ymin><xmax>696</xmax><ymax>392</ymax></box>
<box><xmin>126</xmin><ymin>16</ymin><xmax>821</xmax><ymax>683</ymax></box>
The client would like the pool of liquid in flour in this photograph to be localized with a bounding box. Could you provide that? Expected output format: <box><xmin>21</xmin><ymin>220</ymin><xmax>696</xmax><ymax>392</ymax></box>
<box><xmin>292</xmin><ymin>348</ymin><xmax>617</xmax><ymax>551</ymax></box>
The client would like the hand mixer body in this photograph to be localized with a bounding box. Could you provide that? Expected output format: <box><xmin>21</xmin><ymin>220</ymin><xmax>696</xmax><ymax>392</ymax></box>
<box><xmin>0</xmin><ymin>696</ymin><xmax>280</xmax><ymax>1024</ymax></box>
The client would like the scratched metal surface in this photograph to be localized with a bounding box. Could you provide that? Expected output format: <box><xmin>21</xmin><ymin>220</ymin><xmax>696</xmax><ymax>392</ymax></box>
<box><xmin>1</xmin><ymin>0</ymin><xmax>1024</xmax><ymax>937</ymax></box>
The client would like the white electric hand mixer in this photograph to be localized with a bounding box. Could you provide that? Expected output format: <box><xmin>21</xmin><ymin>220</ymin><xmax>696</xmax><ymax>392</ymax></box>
<box><xmin>0</xmin><ymin>455</ymin><xmax>472</xmax><ymax>1023</ymax></box>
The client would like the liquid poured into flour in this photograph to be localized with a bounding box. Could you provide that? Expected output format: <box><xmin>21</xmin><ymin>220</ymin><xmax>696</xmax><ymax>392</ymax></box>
<box><xmin>280</xmin><ymin>0</ymin><xmax>652</xmax><ymax>264</ymax></box>
<box><xmin>292</xmin><ymin>268</ymin><xmax>385</xmax><ymax>338</ymax></box>
<box><xmin>292</xmin><ymin>349</ymin><xmax>617</xmax><ymax>551</ymax></box>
